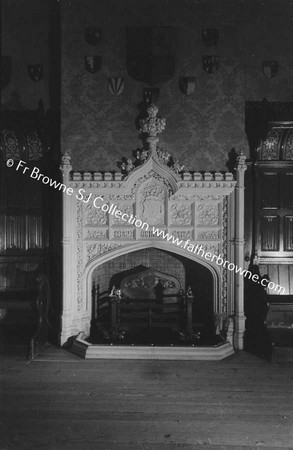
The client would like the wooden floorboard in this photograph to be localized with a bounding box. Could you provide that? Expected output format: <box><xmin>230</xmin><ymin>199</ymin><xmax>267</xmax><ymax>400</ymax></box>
<box><xmin>1</xmin><ymin>345</ymin><xmax>293</xmax><ymax>449</ymax></box>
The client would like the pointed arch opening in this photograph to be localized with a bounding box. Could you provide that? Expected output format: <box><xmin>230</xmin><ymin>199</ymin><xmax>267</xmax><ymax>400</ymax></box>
<box><xmin>85</xmin><ymin>242</ymin><xmax>221</xmax><ymax>346</ymax></box>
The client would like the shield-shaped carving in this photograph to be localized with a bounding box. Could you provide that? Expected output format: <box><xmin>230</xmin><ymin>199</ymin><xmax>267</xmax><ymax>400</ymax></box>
<box><xmin>262</xmin><ymin>61</ymin><xmax>278</xmax><ymax>78</ymax></box>
<box><xmin>179</xmin><ymin>77</ymin><xmax>195</xmax><ymax>95</ymax></box>
<box><xmin>202</xmin><ymin>29</ymin><xmax>219</xmax><ymax>47</ymax></box>
<box><xmin>27</xmin><ymin>64</ymin><xmax>43</xmax><ymax>81</ymax></box>
<box><xmin>1</xmin><ymin>56</ymin><xmax>11</xmax><ymax>89</ymax></box>
<box><xmin>127</xmin><ymin>27</ymin><xmax>176</xmax><ymax>86</ymax></box>
<box><xmin>85</xmin><ymin>55</ymin><xmax>102</xmax><ymax>73</ymax></box>
<box><xmin>203</xmin><ymin>56</ymin><xmax>219</xmax><ymax>74</ymax></box>
<box><xmin>107</xmin><ymin>77</ymin><xmax>124</xmax><ymax>95</ymax></box>
<box><xmin>142</xmin><ymin>198</ymin><xmax>164</xmax><ymax>225</ymax></box>
<box><xmin>143</xmin><ymin>87</ymin><xmax>160</xmax><ymax>104</ymax></box>
<box><xmin>84</xmin><ymin>27</ymin><xmax>102</xmax><ymax>45</ymax></box>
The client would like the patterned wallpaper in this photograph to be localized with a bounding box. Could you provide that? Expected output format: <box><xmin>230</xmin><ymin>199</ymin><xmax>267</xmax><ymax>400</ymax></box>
<box><xmin>62</xmin><ymin>0</ymin><xmax>293</xmax><ymax>171</ymax></box>
<box><xmin>1</xmin><ymin>0</ymin><xmax>50</xmax><ymax>110</ymax></box>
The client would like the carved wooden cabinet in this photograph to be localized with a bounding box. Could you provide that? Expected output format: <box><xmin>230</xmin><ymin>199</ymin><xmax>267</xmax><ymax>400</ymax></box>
<box><xmin>255</xmin><ymin>164</ymin><xmax>293</xmax><ymax>258</ymax></box>
<box><xmin>0</xmin><ymin>111</ymin><xmax>50</xmax><ymax>344</ymax></box>
<box><xmin>245</xmin><ymin>117</ymin><xmax>293</xmax><ymax>296</ymax></box>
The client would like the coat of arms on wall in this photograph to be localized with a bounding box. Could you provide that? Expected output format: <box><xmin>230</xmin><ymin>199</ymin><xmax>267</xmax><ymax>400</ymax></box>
<box><xmin>107</xmin><ymin>77</ymin><xmax>124</xmax><ymax>95</ymax></box>
<box><xmin>143</xmin><ymin>87</ymin><xmax>160</xmax><ymax>104</ymax></box>
<box><xmin>84</xmin><ymin>27</ymin><xmax>102</xmax><ymax>45</ymax></box>
<box><xmin>126</xmin><ymin>27</ymin><xmax>176</xmax><ymax>85</ymax></box>
<box><xmin>27</xmin><ymin>64</ymin><xmax>44</xmax><ymax>81</ymax></box>
<box><xmin>202</xmin><ymin>55</ymin><xmax>219</xmax><ymax>74</ymax></box>
<box><xmin>179</xmin><ymin>77</ymin><xmax>195</xmax><ymax>95</ymax></box>
<box><xmin>85</xmin><ymin>55</ymin><xmax>102</xmax><ymax>73</ymax></box>
<box><xmin>262</xmin><ymin>61</ymin><xmax>278</xmax><ymax>78</ymax></box>
<box><xmin>1</xmin><ymin>56</ymin><xmax>11</xmax><ymax>89</ymax></box>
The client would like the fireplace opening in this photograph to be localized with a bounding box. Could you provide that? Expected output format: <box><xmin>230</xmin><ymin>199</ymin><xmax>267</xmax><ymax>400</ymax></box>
<box><xmin>89</xmin><ymin>248</ymin><xmax>220</xmax><ymax>346</ymax></box>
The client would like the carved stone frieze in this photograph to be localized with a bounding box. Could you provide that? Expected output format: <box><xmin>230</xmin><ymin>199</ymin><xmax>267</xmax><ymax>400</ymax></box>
<box><xmin>85</xmin><ymin>202</ymin><xmax>108</xmax><ymax>226</ymax></box>
<box><xmin>198</xmin><ymin>242</ymin><xmax>220</xmax><ymax>256</ymax></box>
<box><xmin>178</xmin><ymin>182</ymin><xmax>235</xmax><ymax>189</ymax></box>
<box><xmin>76</xmin><ymin>201</ymin><xmax>84</xmax><ymax>311</ymax></box>
<box><xmin>196</xmin><ymin>230</ymin><xmax>219</xmax><ymax>239</ymax></box>
<box><xmin>170</xmin><ymin>203</ymin><xmax>192</xmax><ymax>225</ymax></box>
<box><xmin>108</xmin><ymin>194</ymin><xmax>134</xmax><ymax>201</ymax></box>
<box><xmin>139</xmin><ymin>229</ymin><xmax>167</xmax><ymax>239</ymax></box>
<box><xmin>86</xmin><ymin>229</ymin><xmax>108</xmax><ymax>240</ymax></box>
<box><xmin>170</xmin><ymin>194</ymin><xmax>223</xmax><ymax>202</ymax></box>
<box><xmin>86</xmin><ymin>242</ymin><xmax>124</xmax><ymax>262</ymax></box>
<box><xmin>69</xmin><ymin>182</ymin><xmax>124</xmax><ymax>189</ymax></box>
<box><xmin>196</xmin><ymin>203</ymin><xmax>219</xmax><ymax>226</ymax></box>
<box><xmin>112</xmin><ymin>229</ymin><xmax>134</xmax><ymax>240</ymax></box>
<box><xmin>171</xmin><ymin>229</ymin><xmax>193</xmax><ymax>240</ymax></box>
<box><xmin>111</xmin><ymin>203</ymin><xmax>134</xmax><ymax>225</ymax></box>
<box><xmin>221</xmin><ymin>196</ymin><xmax>228</xmax><ymax>313</ymax></box>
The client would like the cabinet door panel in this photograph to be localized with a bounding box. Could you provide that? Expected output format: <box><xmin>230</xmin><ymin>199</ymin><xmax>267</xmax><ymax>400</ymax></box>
<box><xmin>6</xmin><ymin>215</ymin><xmax>26</xmax><ymax>250</ymax></box>
<box><xmin>261</xmin><ymin>215</ymin><xmax>279</xmax><ymax>251</ymax></box>
<box><xmin>261</xmin><ymin>173</ymin><xmax>279</xmax><ymax>209</ymax></box>
<box><xmin>283</xmin><ymin>173</ymin><xmax>293</xmax><ymax>209</ymax></box>
<box><xmin>284</xmin><ymin>216</ymin><xmax>293</xmax><ymax>251</ymax></box>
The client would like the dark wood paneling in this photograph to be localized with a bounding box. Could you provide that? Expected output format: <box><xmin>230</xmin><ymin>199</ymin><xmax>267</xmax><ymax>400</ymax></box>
<box><xmin>284</xmin><ymin>173</ymin><xmax>293</xmax><ymax>209</ymax></box>
<box><xmin>284</xmin><ymin>216</ymin><xmax>293</xmax><ymax>251</ymax></box>
<box><xmin>261</xmin><ymin>216</ymin><xmax>279</xmax><ymax>251</ymax></box>
<box><xmin>260</xmin><ymin>264</ymin><xmax>292</xmax><ymax>295</ymax></box>
<box><xmin>261</xmin><ymin>173</ymin><xmax>279</xmax><ymax>209</ymax></box>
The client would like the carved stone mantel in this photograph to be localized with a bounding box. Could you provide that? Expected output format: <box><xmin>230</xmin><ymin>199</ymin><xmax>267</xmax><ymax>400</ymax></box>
<box><xmin>59</xmin><ymin>105</ymin><xmax>246</xmax><ymax>353</ymax></box>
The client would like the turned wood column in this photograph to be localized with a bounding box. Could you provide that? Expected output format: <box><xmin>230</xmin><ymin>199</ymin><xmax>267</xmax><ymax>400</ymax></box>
<box><xmin>59</xmin><ymin>152</ymin><xmax>73</xmax><ymax>345</ymax></box>
<box><xmin>234</xmin><ymin>152</ymin><xmax>247</xmax><ymax>350</ymax></box>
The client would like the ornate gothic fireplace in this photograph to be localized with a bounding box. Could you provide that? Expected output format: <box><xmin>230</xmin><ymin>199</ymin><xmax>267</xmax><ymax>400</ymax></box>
<box><xmin>60</xmin><ymin>105</ymin><xmax>247</xmax><ymax>359</ymax></box>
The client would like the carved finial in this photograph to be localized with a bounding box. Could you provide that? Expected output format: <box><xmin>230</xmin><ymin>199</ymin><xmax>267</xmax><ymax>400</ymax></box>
<box><xmin>235</xmin><ymin>151</ymin><xmax>247</xmax><ymax>172</ymax></box>
<box><xmin>61</xmin><ymin>151</ymin><xmax>71</xmax><ymax>166</ymax></box>
<box><xmin>139</xmin><ymin>103</ymin><xmax>166</xmax><ymax>141</ymax></box>
<box><xmin>60</xmin><ymin>151</ymin><xmax>72</xmax><ymax>179</ymax></box>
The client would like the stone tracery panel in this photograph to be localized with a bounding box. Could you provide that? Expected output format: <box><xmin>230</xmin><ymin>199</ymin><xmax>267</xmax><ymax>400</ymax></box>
<box><xmin>170</xmin><ymin>203</ymin><xmax>192</xmax><ymax>226</ymax></box>
<box><xmin>196</xmin><ymin>203</ymin><xmax>219</xmax><ymax>226</ymax></box>
<box><xmin>85</xmin><ymin>202</ymin><xmax>108</xmax><ymax>226</ymax></box>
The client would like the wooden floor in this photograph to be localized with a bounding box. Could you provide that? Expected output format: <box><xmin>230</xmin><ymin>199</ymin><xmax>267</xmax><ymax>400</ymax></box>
<box><xmin>1</xmin><ymin>345</ymin><xmax>293</xmax><ymax>449</ymax></box>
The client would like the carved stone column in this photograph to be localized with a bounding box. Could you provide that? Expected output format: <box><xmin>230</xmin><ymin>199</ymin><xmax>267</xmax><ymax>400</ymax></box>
<box><xmin>234</xmin><ymin>152</ymin><xmax>247</xmax><ymax>350</ymax></box>
<box><xmin>59</xmin><ymin>152</ymin><xmax>73</xmax><ymax>345</ymax></box>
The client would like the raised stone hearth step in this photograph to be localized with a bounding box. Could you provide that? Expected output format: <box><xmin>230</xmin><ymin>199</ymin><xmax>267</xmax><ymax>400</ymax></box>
<box><xmin>71</xmin><ymin>335</ymin><xmax>235</xmax><ymax>360</ymax></box>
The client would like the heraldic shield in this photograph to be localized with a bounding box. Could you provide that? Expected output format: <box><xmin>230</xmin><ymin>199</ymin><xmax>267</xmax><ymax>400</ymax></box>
<box><xmin>179</xmin><ymin>77</ymin><xmax>195</xmax><ymax>95</ymax></box>
<box><xmin>262</xmin><ymin>61</ymin><xmax>278</xmax><ymax>78</ymax></box>
<box><xmin>27</xmin><ymin>64</ymin><xmax>43</xmax><ymax>81</ymax></box>
<box><xmin>202</xmin><ymin>55</ymin><xmax>219</xmax><ymax>74</ymax></box>
<box><xmin>127</xmin><ymin>27</ymin><xmax>176</xmax><ymax>86</ymax></box>
<box><xmin>85</xmin><ymin>56</ymin><xmax>102</xmax><ymax>73</ymax></box>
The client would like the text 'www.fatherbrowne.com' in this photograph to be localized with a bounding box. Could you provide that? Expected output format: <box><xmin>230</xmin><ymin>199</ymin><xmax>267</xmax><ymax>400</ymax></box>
<box><xmin>151</xmin><ymin>226</ymin><xmax>285</xmax><ymax>294</ymax></box>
